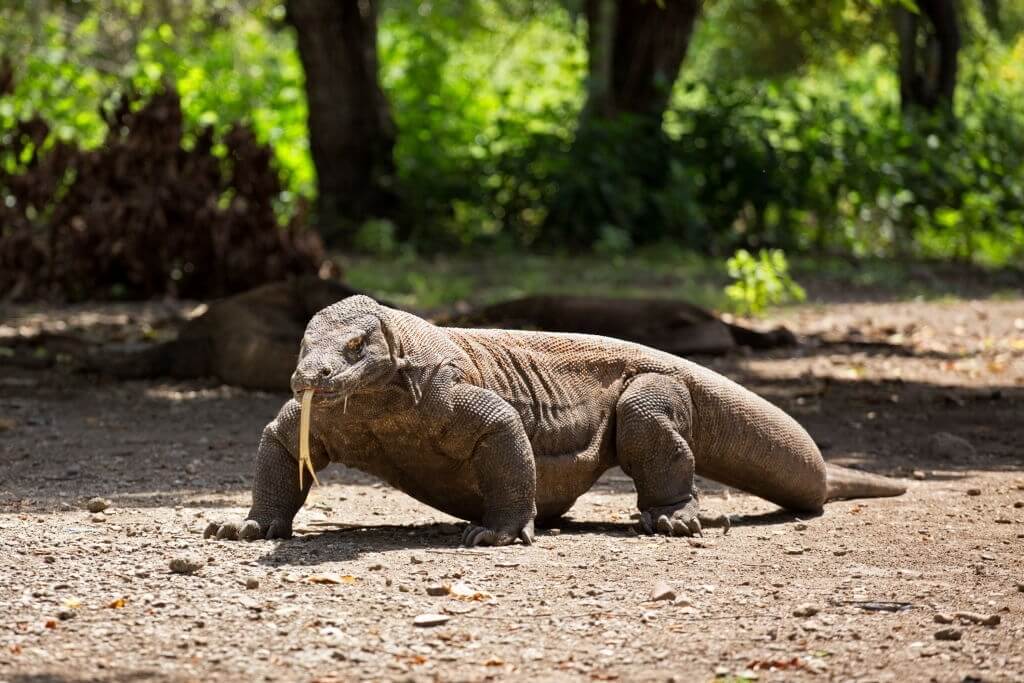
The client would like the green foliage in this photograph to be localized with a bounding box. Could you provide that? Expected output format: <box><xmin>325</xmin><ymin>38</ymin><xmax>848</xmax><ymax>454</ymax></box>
<box><xmin>667</xmin><ymin>37</ymin><xmax>1024</xmax><ymax>264</ymax></box>
<box><xmin>724</xmin><ymin>249</ymin><xmax>807</xmax><ymax>315</ymax></box>
<box><xmin>353</xmin><ymin>219</ymin><xmax>401</xmax><ymax>257</ymax></box>
<box><xmin>3</xmin><ymin>0</ymin><xmax>1023</xmax><ymax>266</ymax></box>
<box><xmin>0</xmin><ymin>1</ymin><xmax>310</xmax><ymax>212</ymax></box>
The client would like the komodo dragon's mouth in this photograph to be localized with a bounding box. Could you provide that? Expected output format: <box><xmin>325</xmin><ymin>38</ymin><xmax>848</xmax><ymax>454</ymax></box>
<box><xmin>294</xmin><ymin>389</ymin><xmax>343</xmax><ymax>403</ymax></box>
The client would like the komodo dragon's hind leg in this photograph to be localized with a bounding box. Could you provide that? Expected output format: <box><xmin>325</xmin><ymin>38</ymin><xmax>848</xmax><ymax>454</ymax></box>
<box><xmin>616</xmin><ymin>373</ymin><xmax>705</xmax><ymax>537</ymax></box>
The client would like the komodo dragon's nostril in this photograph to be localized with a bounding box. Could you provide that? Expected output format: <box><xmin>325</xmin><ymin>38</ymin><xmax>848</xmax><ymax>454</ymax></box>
<box><xmin>319</xmin><ymin>366</ymin><xmax>332</xmax><ymax>378</ymax></box>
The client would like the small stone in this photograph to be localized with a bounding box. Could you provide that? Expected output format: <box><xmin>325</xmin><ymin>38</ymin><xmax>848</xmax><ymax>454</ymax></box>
<box><xmin>912</xmin><ymin>470</ymin><xmax>927</xmax><ymax>480</ymax></box>
<box><xmin>368</xmin><ymin>564</ymin><xmax>383</xmax><ymax>571</ymax></box>
<box><xmin>784</xmin><ymin>546</ymin><xmax>805</xmax><ymax>555</ymax></box>
<box><xmin>43</xmin><ymin>555</ymin><xmax>56</xmax><ymax>564</ymax></box>
<box><xmin>966</xmin><ymin>488</ymin><xmax>982</xmax><ymax>496</ymax></box>
<box><xmin>86</xmin><ymin>497</ymin><xmax>109</xmax><ymax>513</ymax></box>
<box><xmin>934</xmin><ymin>627</ymin><xmax>962</xmax><ymax>641</ymax></box>
<box><xmin>955</xmin><ymin>611</ymin><xmax>1000</xmax><ymax>626</ymax></box>
<box><xmin>169</xmin><ymin>556</ymin><xmax>203</xmax><ymax>575</ymax></box>
<box><xmin>410</xmin><ymin>556</ymin><xmax>424</xmax><ymax>565</ymax></box>
<box><xmin>833</xmin><ymin>549</ymin><xmax>850</xmax><ymax>556</ymax></box>
<box><xmin>413</xmin><ymin>613</ymin><xmax>450</xmax><ymax>627</ymax></box>
<box><xmin>184</xmin><ymin>462</ymin><xmax>198</xmax><ymax>475</ymax></box>
<box><xmin>793</xmin><ymin>603</ymin><xmax>819</xmax><ymax>617</ymax></box>
<box><xmin>426</xmin><ymin>584</ymin><xmax>450</xmax><ymax>596</ymax></box>
<box><xmin>1013</xmin><ymin>501</ymin><xmax>1023</xmax><ymax>508</ymax></box>
<box><xmin>56</xmin><ymin>609</ymin><xmax>76</xmax><ymax>621</ymax></box>
<box><xmin>91</xmin><ymin>514</ymin><xmax>106</xmax><ymax>523</ymax></box>
<box><xmin>1015</xmin><ymin>582</ymin><xmax>1024</xmax><ymax>592</ymax></box>
<box><xmin>934</xmin><ymin>613</ymin><xmax>954</xmax><ymax>624</ymax></box>
<box><xmin>548</xmin><ymin>529</ymin><xmax>561</xmax><ymax>536</ymax></box>
<box><xmin>649</xmin><ymin>581</ymin><xmax>676</xmax><ymax>602</ymax></box>
<box><xmin>245</xmin><ymin>577</ymin><xmax>260</xmax><ymax>590</ymax></box>
<box><xmin>794</xmin><ymin>523</ymin><xmax>808</xmax><ymax>531</ymax></box>
<box><xmin>239</xmin><ymin>596</ymin><xmax>261</xmax><ymax>611</ymax></box>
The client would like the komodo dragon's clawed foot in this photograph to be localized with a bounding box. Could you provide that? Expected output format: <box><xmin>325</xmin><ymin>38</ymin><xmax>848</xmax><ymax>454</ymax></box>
<box><xmin>203</xmin><ymin>516</ymin><xmax>292</xmax><ymax>541</ymax></box>
<box><xmin>639</xmin><ymin>497</ymin><xmax>703</xmax><ymax>537</ymax></box>
<box><xmin>461</xmin><ymin>519</ymin><xmax>535</xmax><ymax>547</ymax></box>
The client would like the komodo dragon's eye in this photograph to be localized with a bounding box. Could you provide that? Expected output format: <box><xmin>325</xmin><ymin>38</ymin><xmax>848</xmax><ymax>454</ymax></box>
<box><xmin>345</xmin><ymin>337</ymin><xmax>365</xmax><ymax>354</ymax></box>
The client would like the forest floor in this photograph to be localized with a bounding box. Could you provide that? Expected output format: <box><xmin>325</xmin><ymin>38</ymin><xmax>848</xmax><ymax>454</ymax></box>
<box><xmin>1</xmin><ymin>287</ymin><xmax>1023</xmax><ymax>682</ymax></box>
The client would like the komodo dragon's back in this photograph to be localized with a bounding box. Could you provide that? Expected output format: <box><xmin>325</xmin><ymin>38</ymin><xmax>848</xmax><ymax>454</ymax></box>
<box><xmin>442</xmin><ymin>323</ymin><xmax>904</xmax><ymax>513</ymax></box>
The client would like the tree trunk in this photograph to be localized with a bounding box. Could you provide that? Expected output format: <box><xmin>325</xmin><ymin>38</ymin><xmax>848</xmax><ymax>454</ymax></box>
<box><xmin>286</xmin><ymin>0</ymin><xmax>396</xmax><ymax>246</ymax></box>
<box><xmin>895</xmin><ymin>0</ymin><xmax>960</xmax><ymax>114</ymax></box>
<box><xmin>582</xmin><ymin>0</ymin><xmax>702</xmax><ymax>127</ymax></box>
<box><xmin>544</xmin><ymin>0</ymin><xmax>702</xmax><ymax>245</ymax></box>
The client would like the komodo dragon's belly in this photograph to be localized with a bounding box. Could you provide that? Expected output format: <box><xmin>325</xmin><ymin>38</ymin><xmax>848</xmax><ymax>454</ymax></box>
<box><xmin>325</xmin><ymin>383</ymin><xmax>624</xmax><ymax>524</ymax></box>
<box><xmin>489</xmin><ymin>375</ymin><xmax>624</xmax><ymax>522</ymax></box>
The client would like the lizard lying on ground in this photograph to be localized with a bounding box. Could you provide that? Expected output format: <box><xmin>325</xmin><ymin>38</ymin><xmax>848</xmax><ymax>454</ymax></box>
<box><xmin>205</xmin><ymin>295</ymin><xmax>905</xmax><ymax>545</ymax></box>
<box><xmin>88</xmin><ymin>280</ymin><xmax>793</xmax><ymax>391</ymax></box>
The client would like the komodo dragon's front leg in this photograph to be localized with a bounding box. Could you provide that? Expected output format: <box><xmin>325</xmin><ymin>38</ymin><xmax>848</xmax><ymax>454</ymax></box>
<box><xmin>433</xmin><ymin>383</ymin><xmax>537</xmax><ymax>547</ymax></box>
<box><xmin>204</xmin><ymin>400</ymin><xmax>323</xmax><ymax>541</ymax></box>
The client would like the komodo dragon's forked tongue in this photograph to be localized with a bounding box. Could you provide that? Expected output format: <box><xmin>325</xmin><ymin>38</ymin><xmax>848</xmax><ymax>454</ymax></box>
<box><xmin>825</xmin><ymin>464</ymin><xmax>907</xmax><ymax>501</ymax></box>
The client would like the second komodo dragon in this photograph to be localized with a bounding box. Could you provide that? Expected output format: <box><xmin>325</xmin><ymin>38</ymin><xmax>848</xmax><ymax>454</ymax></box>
<box><xmin>206</xmin><ymin>295</ymin><xmax>905</xmax><ymax>546</ymax></box>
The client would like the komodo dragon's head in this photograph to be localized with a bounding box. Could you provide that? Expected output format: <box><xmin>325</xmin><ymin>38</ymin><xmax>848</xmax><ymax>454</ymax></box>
<box><xmin>290</xmin><ymin>295</ymin><xmax>399</xmax><ymax>405</ymax></box>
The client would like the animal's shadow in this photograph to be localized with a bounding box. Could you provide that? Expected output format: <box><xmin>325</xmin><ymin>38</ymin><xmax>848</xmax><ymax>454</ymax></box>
<box><xmin>255</xmin><ymin>510</ymin><xmax>808</xmax><ymax>567</ymax></box>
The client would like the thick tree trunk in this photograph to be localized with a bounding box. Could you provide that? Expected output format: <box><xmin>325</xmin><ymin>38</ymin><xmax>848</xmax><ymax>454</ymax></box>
<box><xmin>544</xmin><ymin>0</ymin><xmax>702</xmax><ymax>244</ymax></box>
<box><xmin>581</xmin><ymin>0</ymin><xmax>702</xmax><ymax>127</ymax></box>
<box><xmin>895</xmin><ymin>0</ymin><xmax>960</xmax><ymax>114</ymax></box>
<box><xmin>286</xmin><ymin>0</ymin><xmax>396</xmax><ymax>246</ymax></box>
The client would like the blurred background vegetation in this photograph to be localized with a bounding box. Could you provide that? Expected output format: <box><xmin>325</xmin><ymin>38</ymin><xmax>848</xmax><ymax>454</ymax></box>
<box><xmin>1</xmin><ymin>0</ymin><xmax>1022</xmax><ymax>305</ymax></box>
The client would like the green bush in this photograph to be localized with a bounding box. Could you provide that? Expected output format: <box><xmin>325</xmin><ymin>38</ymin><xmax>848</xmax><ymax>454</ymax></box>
<box><xmin>3</xmin><ymin>1</ymin><xmax>1023</xmax><ymax>266</ymax></box>
<box><xmin>724</xmin><ymin>249</ymin><xmax>807</xmax><ymax>315</ymax></box>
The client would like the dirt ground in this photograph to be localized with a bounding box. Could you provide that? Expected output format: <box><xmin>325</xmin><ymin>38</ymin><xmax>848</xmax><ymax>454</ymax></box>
<box><xmin>1</xmin><ymin>296</ymin><xmax>1023</xmax><ymax>682</ymax></box>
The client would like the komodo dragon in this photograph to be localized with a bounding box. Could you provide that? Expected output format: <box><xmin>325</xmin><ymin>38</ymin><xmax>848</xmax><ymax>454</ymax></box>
<box><xmin>205</xmin><ymin>295</ymin><xmax>905</xmax><ymax>546</ymax></box>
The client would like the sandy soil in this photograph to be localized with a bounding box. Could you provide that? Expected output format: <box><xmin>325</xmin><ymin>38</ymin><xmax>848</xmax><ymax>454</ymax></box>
<box><xmin>1</xmin><ymin>298</ymin><xmax>1023</xmax><ymax>682</ymax></box>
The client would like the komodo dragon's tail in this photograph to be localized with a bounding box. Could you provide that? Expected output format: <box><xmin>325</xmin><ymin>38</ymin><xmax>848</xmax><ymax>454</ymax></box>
<box><xmin>88</xmin><ymin>338</ymin><xmax>210</xmax><ymax>380</ymax></box>
<box><xmin>825</xmin><ymin>464</ymin><xmax>906</xmax><ymax>501</ymax></box>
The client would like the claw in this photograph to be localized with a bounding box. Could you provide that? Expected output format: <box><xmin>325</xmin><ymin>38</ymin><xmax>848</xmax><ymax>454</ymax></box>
<box><xmin>461</xmin><ymin>522</ymin><xmax>533</xmax><ymax>547</ymax></box>
<box><xmin>215</xmin><ymin>522</ymin><xmax>239</xmax><ymax>540</ymax></box>
<box><xmin>467</xmin><ymin>527</ymin><xmax>495</xmax><ymax>547</ymax></box>
<box><xmin>203</xmin><ymin>522</ymin><xmax>220</xmax><ymax>539</ymax></box>
<box><xmin>239</xmin><ymin>519</ymin><xmax>263</xmax><ymax>541</ymax></box>
<box><xmin>656</xmin><ymin>514</ymin><xmax>673</xmax><ymax>535</ymax></box>
<box><xmin>519</xmin><ymin>520</ymin><xmax>535</xmax><ymax>546</ymax></box>
<box><xmin>687</xmin><ymin>517</ymin><xmax>703</xmax><ymax>537</ymax></box>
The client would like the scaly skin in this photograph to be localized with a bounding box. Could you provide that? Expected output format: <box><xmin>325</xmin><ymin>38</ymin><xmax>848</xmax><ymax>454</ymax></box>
<box><xmin>205</xmin><ymin>295</ymin><xmax>905</xmax><ymax>546</ymax></box>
